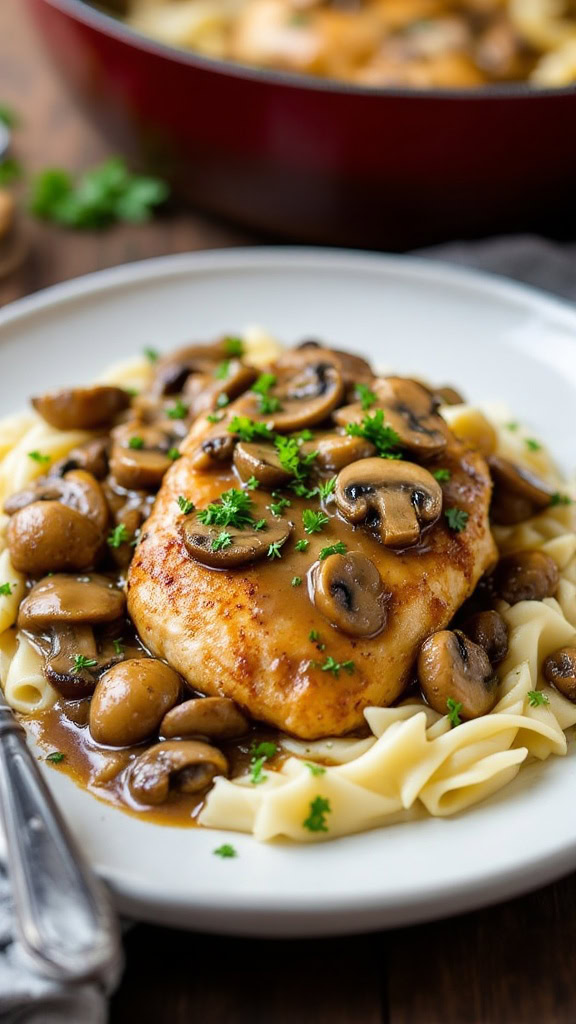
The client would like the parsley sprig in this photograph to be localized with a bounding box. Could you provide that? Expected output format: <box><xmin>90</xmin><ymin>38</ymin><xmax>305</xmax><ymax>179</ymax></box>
<box><xmin>445</xmin><ymin>508</ymin><xmax>469</xmax><ymax>533</ymax></box>
<box><xmin>228</xmin><ymin>416</ymin><xmax>275</xmax><ymax>443</ymax></box>
<box><xmin>71</xmin><ymin>654</ymin><xmax>98</xmax><ymax>673</ymax></box>
<box><xmin>197</xmin><ymin>488</ymin><xmax>255</xmax><ymax>529</ymax></box>
<box><xmin>446</xmin><ymin>697</ymin><xmax>463</xmax><ymax>727</ymax></box>
<box><xmin>319</xmin><ymin>541</ymin><xmax>347</xmax><ymax>560</ymax></box>
<box><xmin>302</xmin><ymin>509</ymin><xmax>329</xmax><ymax>535</ymax></box>
<box><xmin>355</xmin><ymin>383</ymin><xmax>377</xmax><ymax>410</ymax></box>
<box><xmin>303</xmin><ymin>796</ymin><xmax>331</xmax><ymax>833</ymax></box>
<box><xmin>252</xmin><ymin>373</ymin><xmax>282</xmax><ymax>415</ymax></box>
<box><xmin>319</xmin><ymin>656</ymin><xmax>355</xmax><ymax>677</ymax></box>
<box><xmin>345</xmin><ymin>409</ymin><xmax>402</xmax><ymax>459</ymax></box>
<box><xmin>0</xmin><ymin>582</ymin><xmax>15</xmax><ymax>596</ymax></box>
<box><xmin>528</xmin><ymin>690</ymin><xmax>550</xmax><ymax>707</ymax></box>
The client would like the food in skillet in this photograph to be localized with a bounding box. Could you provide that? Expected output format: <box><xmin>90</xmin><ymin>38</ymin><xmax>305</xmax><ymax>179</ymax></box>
<box><xmin>0</xmin><ymin>329</ymin><xmax>575</xmax><ymax>843</ymax></box>
<box><xmin>117</xmin><ymin>0</ymin><xmax>576</xmax><ymax>88</ymax></box>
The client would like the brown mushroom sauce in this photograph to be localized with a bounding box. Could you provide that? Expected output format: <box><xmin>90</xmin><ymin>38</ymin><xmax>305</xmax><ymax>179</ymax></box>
<box><xmin>3</xmin><ymin>336</ymin><xmax>569</xmax><ymax>826</ymax></box>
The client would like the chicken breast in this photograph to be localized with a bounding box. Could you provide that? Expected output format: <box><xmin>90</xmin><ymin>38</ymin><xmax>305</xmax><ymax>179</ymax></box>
<box><xmin>128</xmin><ymin>401</ymin><xmax>497</xmax><ymax>739</ymax></box>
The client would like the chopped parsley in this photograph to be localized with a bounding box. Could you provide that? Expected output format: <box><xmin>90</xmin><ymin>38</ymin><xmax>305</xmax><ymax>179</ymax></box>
<box><xmin>446</xmin><ymin>697</ymin><xmax>463</xmax><ymax>727</ymax></box>
<box><xmin>177</xmin><ymin>496</ymin><xmax>195</xmax><ymax>515</ymax></box>
<box><xmin>275</xmin><ymin>436</ymin><xmax>318</xmax><ymax>481</ymax></box>
<box><xmin>291</xmin><ymin>576</ymin><xmax>302</xmax><ymax>587</ymax></box>
<box><xmin>167</xmin><ymin>447</ymin><xmax>181</xmax><ymax>461</ymax></box>
<box><xmin>107</xmin><ymin>523</ymin><xmax>130</xmax><ymax>548</ymax></box>
<box><xmin>528</xmin><ymin>690</ymin><xmax>550</xmax><ymax>707</ymax></box>
<box><xmin>317</xmin><ymin>476</ymin><xmax>337</xmax><ymax>500</ymax></box>
<box><xmin>525</xmin><ymin>438</ymin><xmax>541</xmax><ymax>452</ymax></box>
<box><xmin>71</xmin><ymin>654</ymin><xmax>98</xmax><ymax>673</ymax></box>
<box><xmin>269</xmin><ymin>495</ymin><xmax>291</xmax><ymax>517</ymax></box>
<box><xmin>46</xmin><ymin>751</ymin><xmax>65</xmax><ymax>764</ymax></box>
<box><xmin>258</xmin><ymin>394</ymin><xmax>282</xmax><ymax>415</ymax></box>
<box><xmin>302</xmin><ymin>509</ymin><xmax>330</xmax><ymax>535</ymax></box>
<box><xmin>112</xmin><ymin>638</ymin><xmax>125</xmax><ymax>656</ymax></box>
<box><xmin>319</xmin><ymin>541</ymin><xmax>347</xmax><ymax>560</ymax></box>
<box><xmin>254</xmin><ymin>519</ymin><xmax>267</xmax><ymax>531</ymax></box>
<box><xmin>166</xmin><ymin>398</ymin><xmax>188</xmax><ymax>420</ymax></box>
<box><xmin>303</xmin><ymin>796</ymin><xmax>331</xmax><ymax>833</ymax></box>
<box><xmin>206</xmin><ymin>412</ymin><xmax>224</xmax><ymax>424</ymax></box>
<box><xmin>252</xmin><ymin>373</ymin><xmax>282</xmax><ymax>415</ymax></box>
<box><xmin>319</xmin><ymin>656</ymin><xmax>355</xmax><ymax>677</ymax></box>
<box><xmin>250</xmin><ymin>756</ymin><xmax>268</xmax><ymax>784</ymax></box>
<box><xmin>214</xmin><ymin>844</ymin><xmax>237</xmax><ymax>858</ymax></box>
<box><xmin>144</xmin><ymin>346</ymin><xmax>159</xmax><ymax>363</ymax></box>
<box><xmin>128</xmin><ymin>435</ymin><xmax>144</xmax><ymax>449</ymax></box>
<box><xmin>291</xmin><ymin>429</ymin><xmax>314</xmax><ymax>442</ymax></box>
<box><xmin>216</xmin><ymin>393</ymin><xmax>229</xmax><ymax>409</ymax></box>
<box><xmin>228</xmin><ymin>416</ymin><xmax>275</xmax><ymax>443</ymax></box>
<box><xmin>444</xmin><ymin>507</ymin><xmax>469</xmax><ymax>533</ymax></box>
<box><xmin>355</xmin><ymin>383</ymin><xmax>377</xmax><ymax>410</ymax></box>
<box><xmin>244</xmin><ymin>475</ymin><xmax>260</xmax><ymax>491</ymax></box>
<box><xmin>249</xmin><ymin>742</ymin><xmax>278</xmax><ymax>785</ymax></box>
<box><xmin>0</xmin><ymin>582</ymin><xmax>15</xmax><ymax>596</ymax></box>
<box><xmin>223</xmin><ymin>336</ymin><xmax>243</xmax><ymax>357</ymax></box>
<box><xmin>197</xmin><ymin>488</ymin><xmax>255</xmax><ymax>529</ymax></box>
<box><xmin>28</xmin><ymin>450</ymin><xmax>50</xmax><ymax>465</ymax></box>
<box><xmin>267</xmin><ymin>539</ymin><xmax>286</xmax><ymax>559</ymax></box>
<box><xmin>551</xmin><ymin>492</ymin><xmax>572</xmax><ymax>507</ymax></box>
<box><xmin>251</xmin><ymin>741</ymin><xmax>278</xmax><ymax>759</ymax></box>
<box><xmin>345</xmin><ymin>409</ymin><xmax>402</xmax><ymax>459</ymax></box>
<box><xmin>433</xmin><ymin>468</ymin><xmax>451</xmax><ymax>483</ymax></box>
<box><xmin>290</xmin><ymin>482</ymin><xmax>319</xmax><ymax>499</ymax></box>
<box><xmin>308</xmin><ymin>629</ymin><xmax>326</xmax><ymax>650</ymax></box>
<box><xmin>214</xmin><ymin>360</ymin><xmax>231</xmax><ymax>380</ymax></box>
<box><xmin>211</xmin><ymin>531</ymin><xmax>233</xmax><ymax>552</ymax></box>
<box><xmin>305</xmin><ymin>762</ymin><xmax>326</xmax><ymax>777</ymax></box>
<box><xmin>295</xmin><ymin>539</ymin><xmax>310</xmax><ymax>552</ymax></box>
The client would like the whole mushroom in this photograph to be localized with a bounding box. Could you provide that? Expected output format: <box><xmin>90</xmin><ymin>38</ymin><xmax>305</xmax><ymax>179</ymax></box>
<box><xmin>334</xmin><ymin>377</ymin><xmax>449</xmax><ymax>459</ymax></box>
<box><xmin>160</xmin><ymin>697</ymin><xmax>249</xmax><ymax>740</ymax></box>
<box><xmin>335</xmin><ymin>458</ymin><xmax>443</xmax><ymax>547</ymax></box>
<box><xmin>128</xmin><ymin>740</ymin><xmax>228</xmax><ymax>805</ymax></box>
<box><xmin>312</xmin><ymin>552</ymin><xmax>388</xmax><ymax>637</ymax></box>
<box><xmin>418</xmin><ymin>629</ymin><xmax>499</xmax><ymax>719</ymax></box>
<box><xmin>32</xmin><ymin>385</ymin><xmax>130</xmax><ymax>430</ymax></box>
<box><xmin>489</xmin><ymin>456</ymin><xmax>554</xmax><ymax>525</ymax></box>
<box><xmin>90</xmin><ymin>659</ymin><xmax>182</xmax><ymax>746</ymax></box>
<box><xmin>543</xmin><ymin>647</ymin><xmax>576</xmax><ymax>701</ymax></box>
<box><xmin>494</xmin><ymin>549</ymin><xmax>559</xmax><ymax>604</ymax></box>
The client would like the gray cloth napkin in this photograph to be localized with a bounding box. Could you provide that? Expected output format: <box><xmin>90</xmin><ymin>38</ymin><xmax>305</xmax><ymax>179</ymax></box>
<box><xmin>0</xmin><ymin>234</ymin><xmax>574</xmax><ymax>1024</ymax></box>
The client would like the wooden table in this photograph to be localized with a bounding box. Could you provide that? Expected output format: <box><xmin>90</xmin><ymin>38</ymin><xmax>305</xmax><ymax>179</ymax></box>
<box><xmin>2</xmin><ymin>5</ymin><xmax>576</xmax><ymax>1021</ymax></box>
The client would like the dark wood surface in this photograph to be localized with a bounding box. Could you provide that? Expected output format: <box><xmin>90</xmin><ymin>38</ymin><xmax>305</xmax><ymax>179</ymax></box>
<box><xmin>2</xmin><ymin>5</ymin><xmax>576</xmax><ymax>1022</ymax></box>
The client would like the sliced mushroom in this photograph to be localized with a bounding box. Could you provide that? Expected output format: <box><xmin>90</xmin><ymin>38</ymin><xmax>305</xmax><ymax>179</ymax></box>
<box><xmin>333</xmin><ymin>377</ymin><xmax>449</xmax><ymax>459</ymax></box>
<box><xmin>90</xmin><ymin>659</ymin><xmax>181</xmax><ymax>746</ymax></box>
<box><xmin>307</xmin><ymin>433</ymin><xmax>376</xmax><ymax>472</ymax></box>
<box><xmin>233</xmin><ymin>441</ymin><xmax>292</xmax><ymax>488</ymax></box>
<box><xmin>462</xmin><ymin>610</ymin><xmax>509</xmax><ymax>664</ymax></box>
<box><xmin>543</xmin><ymin>647</ymin><xmax>576</xmax><ymax>701</ymax></box>
<box><xmin>4</xmin><ymin>469</ymin><xmax>109</xmax><ymax>533</ymax></box>
<box><xmin>53</xmin><ymin>437</ymin><xmax>110</xmax><ymax>480</ymax></box>
<box><xmin>188</xmin><ymin>421</ymin><xmax>237</xmax><ymax>471</ymax></box>
<box><xmin>181</xmin><ymin>515</ymin><xmax>293</xmax><ymax>568</ymax></box>
<box><xmin>280</xmin><ymin>343</ymin><xmax>373</xmax><ymax>397</ymax></box>
<box><xmin>418</xmin><ymin>629</ymin><xmax>499</xmax><ymax>719</ymax></box>
<box><xmin>109</xmin><ymin>422</ymin><xmax>177</xmax><ymax>490</ymax></box>
<box><xmin>160</xmin><ymin>697</ymin><xmax>249</xmax><ymax>740</ymax></box>
<box><xmin>184</xmin><ymin>360</ymin><xmax>257</xmax><ymax>419</ymax></box>
<box><xmin>335</xmin><ymin>458</ymin><xmax>443</xmax><ymax>547</ymax></box>
<box><xmin>32</xmin><ymin>385</ymin><xmax>130</xmax><ymax>430</ymax></box>
<box><xmin>151</xmin><ymin>341</ymin><xmax>228</xmax><ymax>396</ymax></box>
<box><xmin>128</xmin><ymin>740</ymin><xmax>228</xmax><ymax>805</ymax></box>
<box><xmin>312</xmin><ymin>552</ymin><xmax>388</xmax><ymax>637</ymax></box>
<box><xmin>433</xmin><ymin>385</ymin><xmax>465</xmax><ymax>406</ymax></box>
<box><xmin>7</xmin><ymin>502</ymin><xmax>104</xmax><ymax>574</ymax></box>
<box><xmin>239</xmin><ymin>355</ymin><xmax>345</xmax><ymax>432</ymax></box>
<box><xmin>494</xmin><ymin>550</ymin><xmax>559</xmax><ymax>604</ymax></box>
<box><xmin>489</xmin><ymin>455</ymin><xmax>554</xmax><ymax>525</ymax></box>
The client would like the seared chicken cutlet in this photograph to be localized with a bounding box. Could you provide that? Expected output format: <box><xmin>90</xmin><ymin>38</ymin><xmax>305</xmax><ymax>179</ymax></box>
<box><xmin>128</xmin><ymin>349</ymin><xmax>496</xmax><ymax>738</ymax></box>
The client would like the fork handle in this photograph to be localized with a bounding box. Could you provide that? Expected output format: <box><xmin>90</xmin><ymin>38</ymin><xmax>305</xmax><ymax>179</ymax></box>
<box><xmin>0</xmin><ymin>706</ymin><xmax>121</xmax><ymax>982</ymax></box>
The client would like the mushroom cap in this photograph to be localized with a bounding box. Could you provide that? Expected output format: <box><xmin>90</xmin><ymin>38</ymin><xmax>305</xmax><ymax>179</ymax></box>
<box><xmin>334</xmin><ymin>377</ymin><xmax>449</xmax><ymax>459</ymax></box>
<box><xmin>32</xmin><ymin>385</ymin><xmax>130</xmax><ymax>430</ymax></box>
<box><xmin>181</xmin><ymin>515</ymin><xmax>293</xmax><ymax>568</ymax></box>
<box><xmin>4</xmin><ymin>469</ymin><xmax>109</xmax><ymax>533</ymax></box>
<box><xmin>335</xmin><ymin>457</ymin><xmax>443</xmax><ymax>547</ymax></box>
<box><xmin>8</xmin><ymin>501</ymin><xmax>104</xmax><ymax>575</ymax></box>
<box><xmin>238</xmin><ymin>354</ymin><xmax>345</xmax><ymax>433</ymax></box>
<box><xmin>462</xmin><ymin>609</ymin><xmax>509</xmax><ymax>664</ymax></box>
<box><xmin>160</xmin><ymin>697</ymin><xmax>249</xmax><ymax>740</ymax></box>
<box><xmin>418</xmin><ymin>629</ymin><xmax>498</xmax><ymax>719</ymax></box>
<box><xmin>150</xmin><ymin>341</ymin><xmax>229</xmax><ymax>396</ymax></box>
<box><xmin>17</xmin><ymin>573</ymin><xmax>126</xmax><ymax>628</ymax></box>
<box><xmin>312</xmin><ymin>551</ymin><xmax>388</xmax><ymax>637</ymax></box>
<box><xmin>128</xmin><ymin>739</ymin><xmax>228</xmax><ymax>805</ymax></box>
<box><xmin>310</xmin><ymin>433</ymin><xmax>376</xmax><ymax>472</ymax></box>
<box><xmin>233</xmin><ymin>441</ymin><xmax>292</xmax><ymax>489</ymax></box>
<box><xmin>110</xmin><ymin>422</ymin><xmax>176</xmax><ymax>490</ymax></box>
<box><xmin>489</xmin><ymin>455</ymin><xmax>554</xmax><ymax>525</ymax></box>
<box><xmin>90</xmin><ymin>658</ymin><xmax>182</xmax><ymax>747</ymax></box>
<box><xmin>184</xmin><ymin>360</ymin><xmax>257</xmax><ymax>419</ymax></box>
<box><xmin>494</xmin><ymin>549</ymin><xmax>559</xmax><ymax>604</ymax></box>
<box><xmin>543</xmin><ymin>647</ymin><xmax>576</xmax><ymax>701</ymax></box>
<box><xmin>277</xmin><ymin>343</ymin><xmax>373</xmax><ymax>395</ymax></box>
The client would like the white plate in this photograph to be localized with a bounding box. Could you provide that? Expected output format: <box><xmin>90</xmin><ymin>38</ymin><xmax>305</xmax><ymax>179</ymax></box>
<box><xmin>1</xmin><ymin>248</ymin><xmax>576</xmax><ymax>937</ymax></box>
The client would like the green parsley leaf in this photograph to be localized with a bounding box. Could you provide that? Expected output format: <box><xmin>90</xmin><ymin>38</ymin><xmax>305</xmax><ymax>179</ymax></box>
<box><xmin>291</xmin><ymin>429</ymin><xmax>314</xmax><ymax>442</ymax></box>
<box><xmin>46</xmin><ymin>751</ymin><xmax>65</xmax><ymax>764</ymax></box>
<box><xmin>166</xmin><ymin>398</ymin><xmax>188</xmax><ymax>420</ymax></box>
<box><xmin>250</xmin><ymin>756</ymin><xmax>269</xmax><ymax>785</ymax></box>
<box><xmin>275</xmin><ymin>435</ymin><xmax>318</xmax><ymax>481</ymax></box>
<box><xmin>446</xmin><ymin>697</ymin><xmax>463</xmax><ymax>727</ymax></box>
<box><xmin>107</xmin><ymin>523</ymin><xmax>130</xmax><ymax>548</ymax></box>
<box><xmin>198</xmin><ymin>488</ymin><xmax>255</xmax><ymax>529</ymax></box>
<box><xmin>29</xmin><ymin>157</ymin><xmax>169</xmax><ymax>228</ymax></box>
<box><xmin>214</xmin><ymin>360</ymin><xmax>230</xmax><ymax>380</ymax></box>
<box><xmin>268</xmin><ymin>539</ymin><xmax>286</xmax><ymax>559</ymax></box>
<box><xmin>216</xmin><ymin>392</ymin><xmax>229</xmax><ymax>409</ymax></box>
<box><xmin>295</xmin><ymin>539</ymin><xmax>310</xmax><ymax>552</ymax></box>
<box><xmin>167</xmin><ymin>447</ymin><xmax>181</xmax><ymax>461</ymax></box>
<box><xmin>305</xmin><ymin>762</ymin><xmax>326</xmax><ymax>777</ymax></box>
<box><xmin>303</xmin><ymin>796</ymin><xmax>331</xmax><ymax>832</ymax></box>
<box><xmin>355</xmin><ymin>383</ymin><xmax>377</xmax><ymax>410</ymax></box>
<box><xmin>214</xmin><ymin>844</ymin><xmax>237</xmax><ymax>858</ymax></box>
<box><xmin>252</xmin><ymin>374</ymin><xmax>282</xmax><ymax>415</ymax></box>
<box><xmin>144</xmin><ymin>346</ymin><xmax>159</xmax><ymax>363</ymax></box>
<box><xmin>291</xmin><ymin>576</ymin><xmax>302</xmax><ymax>587</ymax></box>
<box><xmin>269</xmin><ymin>496</ymin><xmax>291</xmax><ymax>516</ymax></box>
<box><xmin>525</xmin><ymin>438</ymin><xmax>542</xmax><ymax>452</ymax></box>
<box><xmin>444</xmin><ymin>507</ymin><xmax>469</xmax><ymax>533</ymax></box>
<box><xmin>211</xmin><ymin>531</ymin><xmax>233</xmax><ymax>552</ymax></box>
<box><xmin>113</xmin><ymin>638</ymin><xmax>125</xmax><ymax>656</ymax></box>
<box><xmin>258</xmin><ymin>394</ymin><xmax>282</xmax><ymax>414</ymax></box>
<box><xmin>244</xmin><ymin>475</ymin><xmax>260</xmax><ymax>491</ymax></box>
<box><xmin>308</xmin><ymin>629</ymin><xmax>325</xmax><ymax>650</ymax></box>
<box><xmin>177</xmin><ymin>496</ymin><xmax>195</xmax><ymax>515</ymax></box>
<box><xmin>290</xmin><ymin>482</ymin><xmax>319</xmax><ymax>499</ymax></box>
<box><xmin>0</xmin><ymin>158</ymin><xmax>22</xmax><ymax>187</ymax></box>
<box><xmin>254</xmin><ymin>519</ymin><xmax>267</xmax><ymax>531</ymax></box>
<box><xmin>128</xmin><ymin>435</ymin><xmax>144</xmax><ymax>449</ymax></box>
<box><xmin>433</xmin><ymin>468</ymin><xmax>451</xmax><ymax>482</ymax></box>
<box><xmin>528</xmin><ymin>690</ymin><xmax>550</xmax><ymax>707</ymax></box>
<box><xmin>71</xmin><ymin>654</ymin><xmax>98</xmax><ymax>673</ymax></box>
<box><xmin>228</xmin><ymin>416</ymin><xmax>275</xmax><ymax>443</ymax></box>
<box><xmin>206</xmin><ymin>412</ymin><xmax>224</xmax><ymax>425</ymax></box>
<box><xmin>251</xmin><ymin>741</ymin><xmax>278</xmax><ymax>759</ymax></box>
<box><xmin>302</xmin><ymin>509</ymin><xmax>330</xmax><ymax>535</ymax></box>
<box><xmin>0</xmin><ymin>582</ymin><xmax>14</xmax><ymax>596</ymax></box>
<box><xmin>28</xmin><ymin>450</ymin><xmax>50</xmax><ymax>465</ymax></box>
<box><xmin>317</xmin><ymin>476</ymin><xmax>337</xmax><ymax>500</ymax></box>
<box><xmin>223</xmin><ymin>336</ymin><xmax>243</xmax><ymax>357</ymax></box>
<box><xmin>550</xmin><ymin>492</ymin><xmax>573</xmax><ymax>507</ymax></box>
<box><xmin>345</xmin><ymin>409</ymin><xmax>402</xmax><ymax>459</ymax></box>
<box><xmin>319</xmin><ymin>656</ymin><xmax>355</xmax><ymax>677</ymax></box>
<box><xmin>252</xmin><ymin>373</ymin><xmax>277</xmax><ymax>396</ymax></box>
<box><xmin>319</xmin><ymin>541</ymin><xmax>347</xmax><ymax>560</ymax></box>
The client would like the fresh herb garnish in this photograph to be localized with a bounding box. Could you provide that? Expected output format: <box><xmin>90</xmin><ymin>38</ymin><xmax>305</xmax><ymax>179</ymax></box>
<box><xmin>302</xmin><ymin>509</ymin><xmax>330</xmax><ymax>535</ymax></box>
<box><xmin>528</xmin><ymin>690</ymin><xmax>550</xmax><ymax>707</ymax></box>
<box><xmin>128</xmin><ymin>435</ymin><xmax>144</xmax><ymax>449</ymax></box>
<box><xmin>317</xmin><ymin>477</ymin><xmax>337</xmax><ymax>500</ymax></box>
<box><xmin>167</xmin><ymin>447</ymin><xmax>181</xmax><ymax>461</ymax></box>
<box><xmin>445</xmin><ymin>508</ymin><xmax>469</xmax><ymax>533</ymax></box>
<box><xmin>355</xmin><ymin>383</ymin><xmax>377</xmax><ymax>410</ymax></box>
<box><xmin>251</xmin><ymin>741</ymin><xmax>278</xmax><ymax>759</ymax></box>
<box><xmin>290</xmin><ymin>482</ymin><xmax>319</xmax><ymax>499</ymax></box>
<box><xmin>206</xmin><ymin>412</ymin><xmax>224</xmax><ymax>425</ymax></box>
<box><xmin>46</xmin><ymin>751</ymin><xmax>65</xmax><ymax>764</ymax></box>
<box><xmin>228</xmin><ymin>416</ymin><xmax>275</xmax><ymax>443</ymax></box>
<box><xmin>250</xmin><ymin>756</ymin><xmax>268</xmax><ymax>784</ymax></box>
<box><xmin>295</xmin><ymin>539</ymin><xmax>310</xmax><ymax>552</ymax></box>
<box><xmin>211</xmin><ymin>531</ymin><xmax>233</xmax><ymax>552</ymax></box>
<box><xmin>269</xmin><ymin>495</ymin><xmax>291</xmax><ymax>517</ymax></box>
<box><xmin>177</xmin><ymin>496</ymin><xmax>195</xmax><ymax>515</ymax></box>
<box><xmin>214</xmin><ymin>844</ymin><xmax>237</xmax><ymax>858</ymax></box>
<box><xmin>268</xmin><ymin>539</ymin><xmax>287</xmax><ymax>559</ymax></box>
<box><xmin>244</xmin><ymin>475</ymin><xmax>260</xmax><ymax>491</ymax></box>
<box><xmin>249</xmin><ymin>742</ymin><xmax>278</xmax><ymax>786</ymax></box>
<box><xmin>166</xmin><ymin>398</ymin><xmax>188</xmax><ymax>420</ymax></box>
<box><xmin>223</xmin><ymin>336</ymin><xmax>243</xmax><ymax>357</ymax></box>
<box><xmin>446</xmin><ymin>697</ymin><xmax>463</xmax><ymax>727</ymax></box>
<box><xmin>252</xmin><ymin>374</ymin><xmax>282</xmax><ymax>415</ymax></box>
<box><xmin>197</xmin><ymin>488</ymin><xmax>255</xmax><ymax>529</ymax></box>
<box><xmin>71</xmin><ymin>654</ymin><xmax>98</xmax><ymax>673</ymax></box>
<box><xmin>291</xmin><ymin>576</ymin><xmax>302</xmax><ymax>587</ymax></box>
<box><xmin>113</xmin><ymin>638</ymin><xmax>125</xmax><ymax>656</ymax></box>
<box><xmin>345</xmin><ymin>409</ymin><xmax>402</xmax><ymax>459</ymax></box>
<box><xmin>107</xmin><ymin>523</ymin><xmax>130</xmax><ymax>548</ymax></box>
<box><xmin>303</xmin><ymin>796</ymin><xmax>331</xmax><ymax>833</ymax></box>
<box><xmin>433</xmin><ymin>469</ymin><xmax>451</xmax><ymax>482</ymax></box>
<box><xmin>308</xmin><ymin>629</ymin><xmax>325</xmax><ymax>650</ymax></box>
<box><xmin>305</xmin><ymin>762</ymin><xmax>326</xmax><ymax>777</ymax></box>
<box><xmin>144</xmin><ymin>346</ymin><xmax>159</xmax><ymax>363</ymax></box>
<box><xmin>550</xmin><ymin>492</ymin><xmax>573</xmax><ymax>507</ymax></box>
<box><xmin>525</xmin><ymin>438</ymin><xmax>541</xmax><ymax>451</ymax></box>
<box><xmin>0</xmin><ymin>582</ymin><xmax>14</xmax><ymax>596</ymax></box>
<box><xmin>319</xmin><ymin>541</ymin><xmax>347</xmax><ymax>560</ymax></box>
<box><xmin>28</xmin><ymin>450</ymin><xmax>50</xmax><ymax>465</ymax></box>
<box><xmin>254</xmin><ymin>519</ymin><xmax>267</xmax><ymax>531</ymax></box>
<box><xmin>214</xmin><ymin>360</ymin><xmax>230</xmax><ymax>380</ymax></box>
<box><xmin>319</xmin><ymin>656</ymin><xmax>355</xmax><ymax>677</ymax></box>
<box><xmin>275</xmin><ymin>436</ymin><xmax>318</xmax><ymax>481</ymax></box>
<box><xmin>30</xmin><ymin>157</ymin><xmax>169</xmax><ymax>228</ymax></box>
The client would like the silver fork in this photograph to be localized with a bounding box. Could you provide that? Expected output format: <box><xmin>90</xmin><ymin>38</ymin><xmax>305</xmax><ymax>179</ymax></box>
<box><xmin>0</xmin><ymin>691</ymin><xmax>121</xmax><ymax>982</ymax></box>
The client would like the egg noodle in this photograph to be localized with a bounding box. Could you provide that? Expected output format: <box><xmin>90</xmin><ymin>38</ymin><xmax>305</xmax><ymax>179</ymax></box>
<box><xmin>0</xmin><ymin>332</ymin><xmax>575</xmax><ymax>842</ymax></box>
